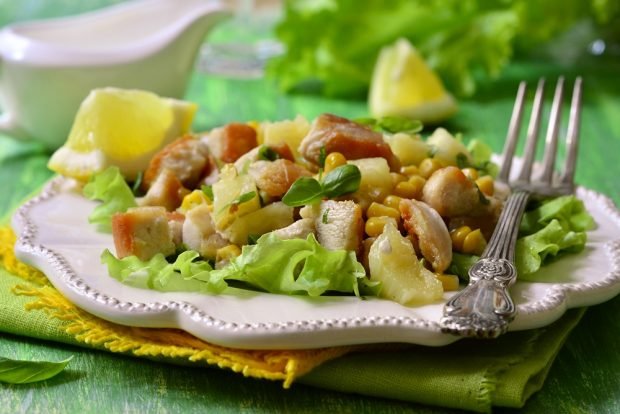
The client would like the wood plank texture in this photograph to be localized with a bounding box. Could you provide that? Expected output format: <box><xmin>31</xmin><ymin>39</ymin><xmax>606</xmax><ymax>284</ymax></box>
<box><xmin>1</xmin><ymin>1</ymin><xmax>619</xmax><ymax>412</ymax></box>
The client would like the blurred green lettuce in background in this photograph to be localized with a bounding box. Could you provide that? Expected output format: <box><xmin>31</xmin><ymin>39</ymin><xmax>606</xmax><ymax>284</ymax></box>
<box><xmin>267</xmin><ymin>0</ymin><xmax>619</xmax><ymax>98</ymax></box>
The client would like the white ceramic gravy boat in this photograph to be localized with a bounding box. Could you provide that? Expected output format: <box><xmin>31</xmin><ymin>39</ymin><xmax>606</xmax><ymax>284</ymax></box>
<box><xmin>0</xmin><ymin>0</ymin><xmax>230</xmax><ymax>150</ymax></box>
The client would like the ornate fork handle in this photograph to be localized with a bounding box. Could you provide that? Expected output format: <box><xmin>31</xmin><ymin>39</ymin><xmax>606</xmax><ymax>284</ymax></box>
<box><xmin>441</xmin><ymin>190</ymin><xmax>530</xmax><ymax>338</ymax></box>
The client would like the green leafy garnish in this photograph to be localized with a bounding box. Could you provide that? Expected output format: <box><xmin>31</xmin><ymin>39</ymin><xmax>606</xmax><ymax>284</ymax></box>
<box><xmin>258</xmin><ymin>145</ymin><xmax>280</xmax><ymax>161</ymax></box>
<box><xmin>247</xmin><ymin>234</ymin><xmax>261</xmax><ymax>245</ymax></box>
<box><xmin>322</xmin><ymin>164</ymin><xmax>362</xmax><ymax>198</ymax></box>
<box><xmin>232</xmin><ymin>191</ymin><xmax>257</xmax><ymax>206</ymax></box>
<box><xmin>0</xmin><ymin>356</ymin><xmax>73</xmax><ymax>384</ymax></box>
<box><xmin>83</xmin><ymin>167</ymin><xmax>137</xmax><ymax>232</ymax></box>
<box><xmin>131</xmin><ymin>171</ymin><xmax>144</xmax><ymax>196</ymax></box>
<box><xmin>322</xmin><ymin>209</ymin><xmax>330</xmax><ymax>224</ymax></box>
<box><xmin>282</xmin><ymin>164</ymin><xmax>362</xmax><ymax>207</ymax></box>
<box><xmin>268</xmin><ymin>1</ymin><xmax>618</xmax><ymax>97</ymax></box>
<box><xmin>212</xmin><ymin>233</ymin><xmax>368</xmax><ymax>296</ymax></box>
<box><xmin>355</xmin><ymin>116</ymin><xmax>423</xmax><ymax>134</ymax></box>
<box><xmin>201</xmin><ymin>184</ymin><xmax>214</xmax><ymax>201</ymax></box>
<box><xmin>456</xmin><ymin>147</ymin><xmax>498</xmax><ymax>178</ymax></box>
<box><xmin>318</xmin><ymin>146</ymin><xmax>327</xmax><ymax>168</ymax></box>
<box><xmin>219</xmin><ymin>191</ymin><xmax>257</xmax><ymax>214</ymax></box>
<box><xmin>103</xmin><ymin>234</ymin><xmax>370</xmax><ymax>297</ymax></box>
<box><xmin>282</xmin><ymin>177</ymin><xmax>325</xmax><ymax>206</ymax></box>
<box><xmin>102</xmin><ymin>249</ymin><xmax>224</xmax><ymax>293</ymax></box>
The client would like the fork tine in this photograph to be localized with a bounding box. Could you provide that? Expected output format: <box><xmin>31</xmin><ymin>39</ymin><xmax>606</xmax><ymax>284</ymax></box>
<box><xmin>498</xmin><ymin>81</ymin><xmax>527</xmax><ymax>182</ymax></box>
<box><xmin>517</xmin><ymin>78</ymin><xmax>546</xmax><ymax>182</ymax></box>
<box><xmin>540</xmin><ymin>77</ymin><xmax>565</xmax><ymax>183</ymax></box>
<box><xmin>560</xmin><ymin>77</ymin><xmax>583</xmax><ymax>187</ymax></box>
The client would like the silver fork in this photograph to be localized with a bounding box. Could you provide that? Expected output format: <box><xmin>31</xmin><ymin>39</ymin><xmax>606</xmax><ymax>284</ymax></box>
<box><xmin>440</xmin><ymin>76</ymin><xmax>583</xmax><ymax>338</ymax></box>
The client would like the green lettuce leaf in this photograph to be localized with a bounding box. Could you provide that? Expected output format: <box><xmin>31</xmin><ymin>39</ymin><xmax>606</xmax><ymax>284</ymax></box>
<box><xmin>101</xmin><ymin>250</ymin><xmax>223</xmax><ymax>293</ymax></box>
<box><xmin>83</xmin><ymin>167</ymin><xmax>137</xmax><ymax>232</ymax></box>
<box><xmin>519</xmin><ymin>195</ymin><xmax>595</xmax><ymax>235</ymax></box>
<box><xmin>516</xmin><ymin>219</ymin><xmax>587</xmax><ymax>279</ymax></box>
<box><xmin>102</xmin><ymin>234</ymin><xmax>370</xmax><ymax>297</ymax></box>
<box><xmin>211</xmin><ymin>233</ymin><xmax>368</xmax><ymax>296</ymax></box>
<box><xmin>449</xmin><ymin>195</ymin><xmax>594</xmax><ymax>281</ymax></box>
<box><xmin>268</xmin><ymin>0</ymin><xmax>619</xmax><ymax>98</ymax></box>
<box><xmin>467</xmin><ymin>139</ymin><xmax>499</xmax><ymax>177</ymax></box>
<box><xmin>448</xmin><ymin>253</ymin><xmax>480</xmax><ymax>280</ymax></box>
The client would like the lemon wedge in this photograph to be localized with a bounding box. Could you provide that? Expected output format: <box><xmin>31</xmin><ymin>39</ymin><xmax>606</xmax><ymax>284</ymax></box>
<box><xmin>369</xmin><ymin>38</ymin><xmax>457</xmax><ymax>123</ymax></box>
<box><xmin>48</xmin><ymin>88</ymin><xmax>197</xmax><ymax>181</ymax></box>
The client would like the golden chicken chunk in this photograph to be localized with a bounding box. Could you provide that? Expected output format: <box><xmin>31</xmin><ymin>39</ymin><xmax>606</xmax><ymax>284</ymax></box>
<box><xmin>249</xmin><ymin>159</ymin><xmax>313</xmax><ymax>198</ymax></box>
<box><xmin>298</xmin><ymin>113</ymin><xmax>400</xmax><ymax>171</ymax></box>
<box><xmin>112</xmin><ymin>206</ymin><xmax>177</xmax><ymax>260</ymax></box>
<box><xmin>143</xmin><ymin>135</ymin><xmax>211</xmax><ymax>190</ymax></box>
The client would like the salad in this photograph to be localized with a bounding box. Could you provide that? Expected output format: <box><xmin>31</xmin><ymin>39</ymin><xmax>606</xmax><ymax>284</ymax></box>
<box><xmin>78</xmin><ymin>109</ymin><xmax>593</xmax><ymax>307</ymax></box>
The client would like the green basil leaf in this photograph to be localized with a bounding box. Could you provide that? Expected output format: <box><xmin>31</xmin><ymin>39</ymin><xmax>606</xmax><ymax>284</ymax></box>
<box><xmin>353</xmin><ymin>117</ymin><xmax>378</xmax><ymax>128</ymax></box>
<box><xmin>201</xmin><ymin>184</ymin><xmax>214</xmax><ymax>201</ymax></box>
<box><xmin>318</xmin><ymin>146</ymin><xmax>327</xmax><ymax>168</ymax></box>
<box><xmin>247</xmin><ymin>234</ymin><xmax>261</xmax><ymax>245</ymax></box>
<box><xmin>0</xmin><ymin>356</ymin><xmax>73</xmax><ymax>384</ymax></box>
<box><xmin>131</xmin><ymin>171</ymin><xmax>144</xmax><ymax>196</ymax></box>
<box><xmin>282</xmin><ymin>177</ymin><xmax>324</xmax><ymax>207</ymax></box>
<box><xmin>232</xmin><ymin>191</ymin><xmax>257</xmax><ymax>206</ymax></box>
<box><xmin>322</xmin><ymin>208</ymin><xmax>330</xmax><ymax>224</ymax></box>
<box><xmin>218</xmin><ymin>191</ymin><xmax>257</xmax><ymax>214</ymax></box>
<box><xmin>322</xmin><ymin>164</ymin><xmax>361</xmax><ymax>198</ymax></box>
<box><xmin>378</xmin><ymin>116</ymin><xmax>423</xmax><ymax>134</ymax></box>
<box><xmin>258</xmin><ymin>145</ymin><xmax>280</xmax><ymax>161</ymax></box>
<box><xmin>456</xmin><ymin>152</ymin><xmax>470</xmax><ymax>169</ymax></box>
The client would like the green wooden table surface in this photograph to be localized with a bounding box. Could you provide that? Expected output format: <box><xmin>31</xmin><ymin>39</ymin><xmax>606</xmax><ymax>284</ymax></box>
<box><xmin>1</xmin><ymin>1</ymin><xmax>620</xmax><ymax>413</ymax></box>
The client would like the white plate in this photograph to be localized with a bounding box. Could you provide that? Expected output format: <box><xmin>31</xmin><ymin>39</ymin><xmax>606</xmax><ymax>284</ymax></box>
<box><xmin>11</xmin><ymin>177</ymin><xmax>620</xmax><ymax>349</ymax></box>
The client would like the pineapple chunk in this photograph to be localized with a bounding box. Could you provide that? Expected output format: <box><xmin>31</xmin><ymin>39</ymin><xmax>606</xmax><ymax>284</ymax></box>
<box><xmin>222</xmin><ymin>202</ymin><xmax>294</xmax><ymax>245</ymax></box>
<box><xmin>212</xmin><ymin>164</ymin><xmax>260</xmax><ymax>230</ymax></box>
<box><xmin>348</xmin><ymin>158</ymin><xmax>392</xmax><ymax>210</ymax></box>
<box><xmin>262</xmin><ymin>115</ymin><xmax>310</xmax><ymax>159</ymax></box>
<box><xmin>426</xmin><ymin>128</ymin><xmax>472</xmax><ymax>166</ymax></box>
<box><xmin>384</xmin><ymin>132</ymin><xmax>431</xmax><ymax>167</ymax></box>
<box><xmin>369</xmin><ymin>222</ymin><xmax>443</xmax><ymax>306</ymax></box>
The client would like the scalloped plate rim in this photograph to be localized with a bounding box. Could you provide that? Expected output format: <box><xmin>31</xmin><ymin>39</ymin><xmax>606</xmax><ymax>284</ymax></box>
<box><xmin>10</xmin><ymin>176</ymin><xmax>620</xmax><ymax>349</ymax></box>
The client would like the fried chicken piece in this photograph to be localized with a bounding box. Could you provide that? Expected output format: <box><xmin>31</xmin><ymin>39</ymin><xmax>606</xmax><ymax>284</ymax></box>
<box><xmin>248</xmin><ymin>159</ymin><xmax>313</xmax><ymax>198</ymax></box>
<box><xmin>422</xmin><ymin>166</ymin><xmax>483</xmax><ymax>218</ymax></box>
<box><xmin>306</xmin><ymin>200</ymin><xmax>364</xmax><ymax>254</ymax></box>
<box><xmin>298</xmin><ymin>113</ymin><xmax>400</xmax><ymax>171</ymax></box>
<box><xmin>143</xmin><ymin>135</ymin><xmax>211</xmax><ymax>190</ymax></box>
<box><xmin>138</xmin><ymin>168</ymin><xmax>190</xmax><ymax>211</ymax></box>
<box><xmin>203</xmin><ymin>122</ymin><xmax>258</xmax><ymax>163</ymax></box>
<box><xmin>112</xmin><ymin>206</ymin><xmax>176</xmax><ymax>260</ymax></box>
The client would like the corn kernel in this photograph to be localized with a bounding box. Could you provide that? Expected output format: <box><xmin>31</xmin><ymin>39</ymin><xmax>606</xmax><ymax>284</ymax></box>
<box><xmin>216</xmin><ymin>244</ymin><xmax>242</xmax><ymax>262</ymax></box>
<box><xmin>400</xmin><ymin>165</ymin><xmax>419</xmax><ymax>176</ymax></box>
<box><xmin>394</xmin><ymin>181</ymin><xmax>420</xmax><ymax>199</ymax></box>
<box><xmin>461</xmin><ymin>167</ymin><xmax>479</xmax><ymax>181</ymax></box>
<box><xmin>180</xmin><ymin>189</ymin><xmax>210</xmax><ymax>212</ymax></box>
<box><xmin>365</xmin><ymin>217</ymin><xmax>397</xmax><ymax>237</ymax></box>
<box><xmin>382</xmin><ymin>195</ymin><xmax>403</xmax><ymax>210</ymax></box>
<box><xmin>476</xmin><ymin>175</ymin><xmax>494</xmax><ymax>196</ymax></box>
<box><xmin>419</xmin><ymin>158</ymin><xmax>444</xmax><ymax>178</ymax></box>
<box><xmin>407</xmin><ymin>175</ymin><xmax>426</xmax><ymax>196</ymax></box>
<box><xmin>450</xmin><ymin>226</ymin><xmax>472</xmax><ymax>251</ymax></box>
<box><xmin>462</xmin><ymin>229</ymin><xmax>487</xmax><ymax>255</ymax></box>
<box><xmin>436</xmin><ymin>274</ymin><xmax>460</xmax><ymax>291</ymax></box>
<box><xmin>367</xmin><ymin>202</ymin><xmax>401</xmax><ymax>220</ymax></box>
<box><xmin>390</xmin><ymin>172</ymin><xmax>408</xmax><ymax>187</ymax></box>
<box><xmin>324</xmin><ymin>152</ymin><xmax>347</xmax><ymax>173</ymax></box>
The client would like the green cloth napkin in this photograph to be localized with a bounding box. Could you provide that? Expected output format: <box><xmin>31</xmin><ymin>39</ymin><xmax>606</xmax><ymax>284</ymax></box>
<box><xmin>0</xmin><ymin>132</ymin><xmax>586</xmax><ymax>413</ymax></box>
<box><xmin>0</xmin><ymin>249</ymin><xmax>584</xmax><ymax>413</ymax></box>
